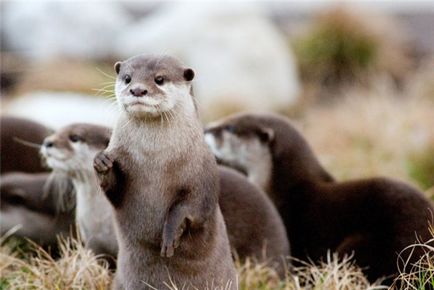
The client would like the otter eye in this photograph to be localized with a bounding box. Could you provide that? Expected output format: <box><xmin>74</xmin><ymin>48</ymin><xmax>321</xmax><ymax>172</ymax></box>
<box><xmin>225</xmin><ymin>125</ymin><xmax>236</xmax><ymax>134</ymax></box>
<box><xmin>154</xmin><ymin>76</ymin><xmax>164</xmax><ymax>85</ymax></box>
<box><xmin>69</xmin><ymin>135</ymin><xmax>81</xmax><ymax>143</ymax></box>
<box><xmin>124</xmin><ymin>75</ymin><xmax>131</xmax><ymax>84</ymax></box>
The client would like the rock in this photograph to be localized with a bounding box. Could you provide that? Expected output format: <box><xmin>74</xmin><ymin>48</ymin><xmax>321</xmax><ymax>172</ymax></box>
<box><xmin>2</xmin><ymin>92</ymin><xmax>119</xmax><ymax>129</ymax></box>
<box><xmin>2</xmin><ymin>1</ymin><xmax>130</xmax><ymax>60</ymax></box>
<box><xmin>115</xmin><ymin>3</ymin><xmax>300</xmax><ymax>120</ymax></box>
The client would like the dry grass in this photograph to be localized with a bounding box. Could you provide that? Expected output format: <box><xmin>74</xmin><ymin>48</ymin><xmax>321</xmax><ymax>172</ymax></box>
<box><xmin>1</xmin><ymin>234</ymin><xmax>387</xmax><ymax>290</ymax></box>
<box><xmin>293</xmin><ymin>6</ymin><xmax>411</xmax><ymax>92</ymax></box>
<box><xmin>0</xmin><ymin>230</ymin><xmax>112</xmax><ymax>290</ymax></box>
<box><xmin>392</xmin><ymin>227</ymin><xmax>434</xmax><ymax>289</ymax></box>
<box><xmin>297</xmin><ymin>83</ymin><xmax>434</xmax><ymax>190</ymax></box>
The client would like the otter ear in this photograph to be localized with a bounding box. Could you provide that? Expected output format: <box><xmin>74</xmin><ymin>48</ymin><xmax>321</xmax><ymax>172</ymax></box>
<box><xmin>257</xmin><ymin>127</ymin><xmax>274</xmax><ymax>144</ymax></box>
<box><xmin>114</xmin><ymin>62</ymin><xmax>122</xmax><ymax>75</ymax></box>
<box><xmin>183</xmin><ymin>68</ymin><xmax>195</xmax><ymax>81</ymax></box>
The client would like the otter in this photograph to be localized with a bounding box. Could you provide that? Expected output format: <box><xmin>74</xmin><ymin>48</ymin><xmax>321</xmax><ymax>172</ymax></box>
<box><xmin>204</xmin><ymin>112</ymin><xmax>434</xmax><ymax>282</ymax></box>
<box><xmin>40</xmin><ymin>123</ymin><xmax>117</xmax><ymax>257</ymax></box>
<box><xmin>218</xmin><ymin>166</ymin><xmax>289</xmax><ymax>273</ymax></box>
<box><xmin>0</xmin><ymin>116</ymin><xmax>52</xmax><ymax>174</ymax></box>
<box><xmin>94</xmin><ymin>55</ymin><xmax>237</xmax><ymax>289</ymax></box>
<box><xmin>0</xmin><ymin>172</ymin><xmax>75</xmax><ymax>246</ymax></box>
<box><xmin>39</xmin><ymin>123</ymin><xmax>289</xmax><ymax>271</ymax></box>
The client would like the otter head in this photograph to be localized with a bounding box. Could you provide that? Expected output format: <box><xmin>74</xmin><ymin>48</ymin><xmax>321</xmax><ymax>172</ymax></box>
<box><xmin>114</xmin><ymin>54</ymin><xmax>196</xmax><ymax>120</ymax></box>
<box><xmin>204</xmin><ymin>114</ymin><xmax>275</xmax><ymax>191</ymax></box>
<box><xmin>40</xmin><ymin>124</ymin><xmax>111</xmax><ymax>176</ymax></box>
<box><xmin>205</xmin><ymin>113</ymin><xmax>334</xmax><ymax>194</ymax></box>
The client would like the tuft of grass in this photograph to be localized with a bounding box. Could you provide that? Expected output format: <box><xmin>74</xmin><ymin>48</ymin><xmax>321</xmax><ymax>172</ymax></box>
<box><xmin>294</xmin><ymin>8</ymin><xmax>378</xmax><ymax>87</ymax></box>
<box><xmin>293</xmin><ymin>7</ymin><xmax>411</xmax><ymax>92</ymax></box>
<box><xmin>1</xmin><ymin>234</ymin><xmax>386</xmax><ymax>290</ymax></box>
<box><xmin>290</xmin><ymin>253</ymin><xmax>386</xmax><ymax>290</ymax></box>
<box><xmin>1</xmin><ymin>234</ymin><xmax>112</xmax><ymax>290</ymax></box>
<box><xmin>392</xmin><ymin>227</ymin><xmax>434</xmax><ymax>289</ymax></box>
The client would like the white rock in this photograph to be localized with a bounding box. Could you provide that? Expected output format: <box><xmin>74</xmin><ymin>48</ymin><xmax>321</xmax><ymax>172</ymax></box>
<box><xmin>2</xmin><ymin>92</ymin><xmax>119</xmax><ymax>129</ymax></box>
<box><xmin>115</xmin><ymin>3</ymin><xmax>300</xmax><ymax>119</ymax></box>
<box><xmin>2</xmin><ymin>1</ymin><xmax>130</xmax><ymax>60</ymax></box>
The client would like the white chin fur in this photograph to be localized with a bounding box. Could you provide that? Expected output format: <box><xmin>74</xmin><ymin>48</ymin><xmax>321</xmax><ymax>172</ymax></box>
<box><xmin>204</xmin><ymin>133</ymin><xmax>221</xmax><ymax>158</ymax></box>
<box><xmin>43</xmin><ymin>143</ymin><xmax>98</xmax><ymax>173</ymax></box>
<box><xmin>45</xmin><ymin>157</ymin><xmax>71</xmax><ymax>172</ymax></box>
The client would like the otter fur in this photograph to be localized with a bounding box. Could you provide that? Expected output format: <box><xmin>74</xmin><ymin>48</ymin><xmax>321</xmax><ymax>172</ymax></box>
<box><xmin>94</xmin><ymin>55</ymin><xmax>237</xmax><ymax>289</ymax></box>
<box><xmin>0</xmin><ymin>116</ymin><xmax>52</xmax><ymax>174</ymax></box>
<box><xmin>205</xmin><ymin>112</ymin><xmax>434</xmax><ymax>282</ymax></box>
<box><xmin>40</xmin><ymin>123</ymin><xmax>117</xmax><ymax>257</ymax></box>
<box><xmin>0</xmin><ymin>172</ymin><xmax>75</xmax><ymax>245</ymax></box>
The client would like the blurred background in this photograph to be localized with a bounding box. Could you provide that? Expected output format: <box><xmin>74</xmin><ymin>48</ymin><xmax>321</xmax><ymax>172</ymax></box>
<box><xmin>1</xmin><ymin>0</ymin><xmax>433</xmax><ymax>193</ymax></box>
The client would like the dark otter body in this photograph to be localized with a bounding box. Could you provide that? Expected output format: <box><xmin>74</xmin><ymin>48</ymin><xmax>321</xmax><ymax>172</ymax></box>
<box><xmin>1</xmin><ymin>116</ymin><xmax>52</xmax><ymax>174</ymax></box>
<box><xmin>219</xmin><ymin>166</ymin><xmax>289</xmax><ymax>272</ymax></box>
<box><xmin>0</xmin><ymin>117</ymin><xmax>75</xmax><ymax>246</ymax></box>
<box><xmin>0</xmin><ymin>172</ymin><xmax>75</xmax><ymax>245</ymax></box>
<box><xmin>205</xmin><ymin>113</ymin><xmax>434</xmax><ymax>282</ymax></box>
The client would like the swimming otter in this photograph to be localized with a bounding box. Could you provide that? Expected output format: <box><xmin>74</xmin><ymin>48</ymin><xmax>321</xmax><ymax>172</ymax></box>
<box><xmin>94</xmin><ymin>54</ymin><xmax>237</xmax><ymax>289</ymax></box>
<box><xmin>205</xmin><ymin>112</ymin><xmax>434</xmax><ymax>282</ymax></box>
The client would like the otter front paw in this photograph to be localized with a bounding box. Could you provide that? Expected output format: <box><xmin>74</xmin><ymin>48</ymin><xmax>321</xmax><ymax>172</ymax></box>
<box><xmin>94</xmin><ymin>151</ymin><xmax>113</xmax><ymax>174</ymax></box>
<box><xmin>161</xmin><ymin>222</ymin><xmax>185</xmax><ymax>258</ymax></box>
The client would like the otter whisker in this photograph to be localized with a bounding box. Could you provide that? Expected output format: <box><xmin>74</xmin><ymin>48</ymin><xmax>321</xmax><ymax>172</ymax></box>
<box><xmin>95</xmin><ymin>67</ymin><xmax>116</xmax><ymax>80</ymax></box>
<box><xmin>13</xmin><ymin>137</ymin><xmax>42</xmax><ymax>149</ymax></box>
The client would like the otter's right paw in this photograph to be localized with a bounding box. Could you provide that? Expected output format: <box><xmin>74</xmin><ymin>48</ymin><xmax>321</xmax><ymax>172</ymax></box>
<box><xmin>94</xmin><ymin>151</ymin><xmax>114</xmax><ymax>174</ymax></box>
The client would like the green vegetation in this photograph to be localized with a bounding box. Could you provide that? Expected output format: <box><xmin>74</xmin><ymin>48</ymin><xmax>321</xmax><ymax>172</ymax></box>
<box><xmin>407</xmin><ymin>146</ymin><xmax>434</xmax><ymax>191</ymax></box>
<box><xmin>294</xmin><ymin>8</ymin><xmax>379</xmax><ymax>87</ymax></box>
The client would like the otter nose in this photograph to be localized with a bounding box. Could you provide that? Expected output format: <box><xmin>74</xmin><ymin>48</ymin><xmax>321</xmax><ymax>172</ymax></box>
<box><xmin>130</xmin><ymin>88</ymin><xmax>148</xmax><ymax>97</ymax></box>
<box><xmin>43</xmin><ymin>140</ymin><xmax>54</xmax><ymax>148</ymax></box>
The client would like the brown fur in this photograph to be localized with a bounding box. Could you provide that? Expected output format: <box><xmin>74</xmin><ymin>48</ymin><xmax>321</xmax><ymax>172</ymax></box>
<box><xmin>95</xmin><ymin>55</ymin><xmax>236</xmax><ymax>289</ymax></box>
<box><xmin>0</xmin><ymin>116</ymin><xmax>52</xmax><ymax>174</ymax></box>
<box><xmin>219</xmin><ymin>166</ymin><xmax>290</xmax><ymax>273</ymax></box>
<box><xmin>41</xmin><ymin>123</ymin><xmax>117</xmax><ymax>257</ymax></box>
<box><xmin>206</xmin><ymin>112</ymin><xmax>434</xmax><ymax>283</ymax></box>
<box><xmin>31</xmin><ymin>121</ymin><xmax>289</xmax><ymax>268</ymax></box>
<box><xmin>0</xmin><ymin>172</ymin><xmax>75</xmax><ymax>245</ymax></box>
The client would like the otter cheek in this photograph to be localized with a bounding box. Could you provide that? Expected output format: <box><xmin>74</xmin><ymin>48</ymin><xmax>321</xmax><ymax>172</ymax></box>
<box><xmin>206</xmin><ymin>134</ymin><xmax>220</xmax><ymax>156</ymax></box>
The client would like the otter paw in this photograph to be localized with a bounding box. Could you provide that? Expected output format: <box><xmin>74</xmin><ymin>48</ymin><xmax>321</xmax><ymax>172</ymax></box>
<box><xmin>160</xmin><ymin>222</ymin><xmax>185</xmax><ymax>258</ymax></box>
<box><xmin>94</xmin><ymin>151</ymin><xmax>114</xmax><ymax>174</ymax></box>
<box><xmin>160</xmin><ymin>239</ymin><xmax>176</xmax><ymax>258</ymax></box>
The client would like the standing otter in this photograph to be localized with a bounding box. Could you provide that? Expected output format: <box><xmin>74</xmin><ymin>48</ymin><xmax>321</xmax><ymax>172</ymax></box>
<box><xmin>40</xmin><ymin>123</ymin><xmax>117</xmax><ymax>257</ymax></box>
<box><xmin>0</xmin><ymin>116</ymin><xmax>52</xmax><ymax>174</ymax></box>
<box><xmin>39</xmin><ymin>123</ymin><xmax>289</xmax><ymax>271</ymax></box>
<box><xmin>205</xmin><ymin>112</ymin><xmax>434</xmax><ymax>282</ymax></box>
<box><xmin>0</xmin><ymin>172</ymin><xmax>74</xmax><ymax>245</ymax></box>
<box><xmin>94</xmin><ymin>55</ymin><xmax>236</xmax><ymax>289</ymax></box>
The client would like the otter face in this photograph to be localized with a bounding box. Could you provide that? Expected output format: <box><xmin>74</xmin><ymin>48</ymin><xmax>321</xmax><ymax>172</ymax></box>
<box><xmin>204</xmin><ymin>117</ymin><xmax>274</xmax><ymax>190</ymax></box>
<box><xmin>40</xmin><ymin>124</ymin><xmax>110</xmax><ymax>175</ymax></box>
<box><xmin>114</xmin><ymin>55</ymin><xmax>195</xmax><ymax>119</ymax></box>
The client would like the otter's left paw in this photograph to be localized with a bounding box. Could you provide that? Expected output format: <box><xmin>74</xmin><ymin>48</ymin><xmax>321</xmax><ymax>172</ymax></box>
<box><xmin>160</xmin><ymin>223</ymin><xmax>185</xmax><ymax>258</ymax></box>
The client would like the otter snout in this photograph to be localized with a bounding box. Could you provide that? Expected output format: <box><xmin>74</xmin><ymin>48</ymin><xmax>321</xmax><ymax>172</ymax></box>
<box><xmin>129</xmin><ymin>86</ymin><xmax>148</xmax><ymax>97</ymax></box>
<box><xmin>43</xmin><ymin>136</ymin><xmax>56</xmax><ymax>148</ymax></box>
